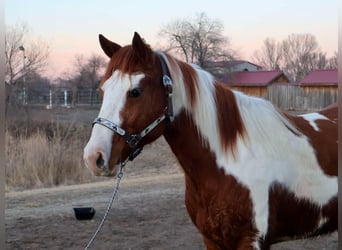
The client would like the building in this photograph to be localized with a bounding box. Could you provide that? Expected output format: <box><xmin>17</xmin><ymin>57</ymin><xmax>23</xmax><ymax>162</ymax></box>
<box><xmin>298</xmin><ymin>69</ymin><xmax>338</xmax><ymax>110</ymax></box>
<box><xmin>206</xmin><ymin>60</ymin><xmax>262</xmax><ymax>78</ymax></box>
<box><xmin>222</xmin><ymin>70</ymin><xmax>290</xmax><ymax>98</ymax></box>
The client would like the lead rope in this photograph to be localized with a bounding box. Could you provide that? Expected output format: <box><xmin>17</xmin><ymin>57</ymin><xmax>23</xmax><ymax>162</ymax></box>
<box><xmin>84</xmin><ymin>160</ymin><xmax>126</xmax><ymax>250</ymax></box>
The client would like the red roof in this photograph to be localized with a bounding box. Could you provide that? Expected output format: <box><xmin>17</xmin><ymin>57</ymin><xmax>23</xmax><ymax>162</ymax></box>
<box><xmin>299</xmin><ymin>69</ymin><xmax>337</xmax><ymax>86</ymax></box>
<box><xmin>222</xmin><ymin>70</ymin><xmax>287</xmax><ymax>86</ymax></box>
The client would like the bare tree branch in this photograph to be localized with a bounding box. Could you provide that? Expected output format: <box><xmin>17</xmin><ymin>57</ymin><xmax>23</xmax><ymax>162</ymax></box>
<box><xmin>66</xmin><ymin>54</ymin><xmax>106</xmax><ymax>88</ymax></box>
<box><xmin>327</xmin><ymin>51</ymin><xmax>338</xmax><ymax>68</ymax></box>
<box><xmin>253</xmin><ymin>33</ymin><xmax>336</xmax><ymax>82</ymax></box>
<box><xmin>5</xmin><ymin>22</ymin><xmax>50</xmax><ymax>85</ymax></box>
<box><xmin>281</xmin><ymin>33</ymin><xmax>320</xmax><ymax>82</ymax></box>
<box><xmin>253</xmin><ymin>38</ymin><xmax>282</xmax><ymax>70</ymax></box>
<box><xmin>159</xmin><ymin>12</ymin><xmax>236</xmax><ymax>69</ymax></box>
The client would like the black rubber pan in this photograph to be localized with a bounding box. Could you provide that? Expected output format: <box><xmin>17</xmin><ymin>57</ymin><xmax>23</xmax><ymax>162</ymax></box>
<box><xmin>73</xmin><ymin>207</ymin><xmax>96</xmax><ymax>220</ymax></box>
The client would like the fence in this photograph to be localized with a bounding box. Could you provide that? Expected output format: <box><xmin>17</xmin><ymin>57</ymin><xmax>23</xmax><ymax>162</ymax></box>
<box><xmin>10</xmin><ymin>87</ymin><xmax>102</xmax><ymax>108</ymax></box>
<box><xmin>267</xmin><ymin>84</ymin><xmax>338</xmax><ymax>111</ymax></box>
<box><xmin>8</xmin><ymin>84</ymin><xmax>338</xmax><ymax>111</ymax></box>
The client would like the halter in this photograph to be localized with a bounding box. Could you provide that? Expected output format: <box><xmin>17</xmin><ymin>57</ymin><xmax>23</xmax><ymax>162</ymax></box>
<box><xmin>92</xmin><ymin>53</ymin><xmax>173</xmax><ymax>162</ymax></box>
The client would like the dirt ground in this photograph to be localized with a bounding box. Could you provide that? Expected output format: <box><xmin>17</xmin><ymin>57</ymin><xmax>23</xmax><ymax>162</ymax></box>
<box><xmin>5</xmin><ymin>169</ymin><xmax>338</xmax><ymax>250</ymax></box>
<box><xmin>5</xmin><ymin>107</ymin><xmax>338</xmax><ymax>249</ymax></box>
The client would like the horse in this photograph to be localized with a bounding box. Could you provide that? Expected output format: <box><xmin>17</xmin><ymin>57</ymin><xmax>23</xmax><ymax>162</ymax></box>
<box><xmin>83</xmin><ymin>32</ymin><xmax>338</xmax><ymax>250</ymax></box>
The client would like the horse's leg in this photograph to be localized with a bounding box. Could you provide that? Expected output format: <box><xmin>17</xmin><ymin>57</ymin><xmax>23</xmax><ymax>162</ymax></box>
<box><xmin>203</xmin><ymin>236</ymin><xmax>221</xmax><ymax>250</ymax></box>
<box><xmin>203</xmin><ymin>236</ymin><xmax>266</xmax><ymax>250</ymax></box>
<box><xmin>236</xmin><ymin>236</ymin><xmax>268</xmax><ymax>250</ymax></box>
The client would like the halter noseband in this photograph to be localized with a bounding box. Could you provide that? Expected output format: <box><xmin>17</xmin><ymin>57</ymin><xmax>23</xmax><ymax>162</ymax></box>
<box><xmin>92</xmin><ymin>53</ymin><xmax>173</xmax><ymax>162</ymax></box>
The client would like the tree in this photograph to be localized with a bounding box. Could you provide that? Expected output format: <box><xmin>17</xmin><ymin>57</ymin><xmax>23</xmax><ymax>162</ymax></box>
<box><xmin>327</xmin><ymin>51</ymin><xmax>338</xmax><ymax>69</ymax></box>
<box><xmin>70</xmin><ymin>54</ymin><xmax>106</xmax><ymax>88</ymax></box>
<box><xmin>253</xmin><ymin>38</ymin><xmax>282</xmax><ymax>70</ymax></box>
<box><xmin>281</xmin><ymin>33</ymin><xmax>321</xmax><ymax>82</ymax></box>
<box><xmin>5</xmin><ymin>22</ymin><xmax>50</xmax><ymax>86</ymax></box>
<box><xmin>60</xmin><ymin>54</ymin><xmax>106</xmax><ymax>106</ymax></box>
<box><xmin>253</xmin><ymin>34</ymin><xmax>337</xmax><ymax>82</ymax></box>
<box><xmin>5</xmin><ymin>22</ymin><xmax>50</xmax><ymax>115</ymax></box>
<box><xmin>159</xmin><ymin>12</ymin><xmax>236</xmax><ymax>69</ymax></box>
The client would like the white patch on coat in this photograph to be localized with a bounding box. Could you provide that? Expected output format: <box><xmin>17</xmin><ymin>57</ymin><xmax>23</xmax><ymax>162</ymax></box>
<box><xmin>219</xmin><ymin>93</ymin><xmax>337</xmax><ymax>237</ymax></box>
<box><xmin>299</xmin><ymin>113</ymin><xmax>330</xmax><ymax>131</ymax></box>
<box><xmin>83</xmin><ymin>71</ymin><xmax>144</xmax><ymax>168</ymax></box>
<box><xmin>213</xmin><ymin>93</ymin><xmax>337</xmax><ymax>236</ymax></box>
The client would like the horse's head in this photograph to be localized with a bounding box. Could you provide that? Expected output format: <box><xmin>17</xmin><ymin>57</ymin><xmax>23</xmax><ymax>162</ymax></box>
<box><xmin>83</xmin><ymin>32</ymin><xmax>170</xmax><ymax>176</ymax></box>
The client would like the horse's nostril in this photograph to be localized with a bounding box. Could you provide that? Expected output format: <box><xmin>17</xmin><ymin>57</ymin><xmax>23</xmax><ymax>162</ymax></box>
<box><xmin>96</xmin><ymin>153</ymin><xmax>105</xmax><ymax>168</ymax></box>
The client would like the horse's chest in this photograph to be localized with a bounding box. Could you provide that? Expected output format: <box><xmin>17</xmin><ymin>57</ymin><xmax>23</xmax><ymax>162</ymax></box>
<box><xmin>184</xmin><ymin>176</ymin><xmax>257</xmax><ymax>246</ymax></box>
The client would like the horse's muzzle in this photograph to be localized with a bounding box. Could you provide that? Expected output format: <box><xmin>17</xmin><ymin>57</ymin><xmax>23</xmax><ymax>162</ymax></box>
<box><xmin>84</xmin><ymin>150</ymin><xmax>111</xmax><ymax>176</ymax></box>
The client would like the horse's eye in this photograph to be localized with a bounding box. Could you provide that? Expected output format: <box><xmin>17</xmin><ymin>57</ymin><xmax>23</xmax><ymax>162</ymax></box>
<box><xmin>128</xmin><ymin>88</ymin><xmax>141</xmax><ymax>98</ymax></box>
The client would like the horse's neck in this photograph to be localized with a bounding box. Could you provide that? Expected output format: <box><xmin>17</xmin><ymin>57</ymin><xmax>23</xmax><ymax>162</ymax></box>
<box><xmin>163</xmin><ymin>111</ymin><xmax>222</xmax><ymax>185</ymax></box>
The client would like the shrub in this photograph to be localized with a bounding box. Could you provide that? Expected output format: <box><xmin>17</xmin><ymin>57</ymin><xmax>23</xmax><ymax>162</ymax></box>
<box><xmin>5</xmin><ymin>121</ymin><xmax>100</xmax><ymax>190</ymax></box>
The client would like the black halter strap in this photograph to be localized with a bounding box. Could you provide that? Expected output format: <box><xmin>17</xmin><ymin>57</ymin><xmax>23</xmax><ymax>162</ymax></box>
<box><xmin>92</xmin><ymin>53</ymin><xmax>173</xmax><ymax>162</ymax></box>
<box><xmin>159</xmin><ymin>53</ymin><xmax>174</xmax><ymax>122</ymax></box>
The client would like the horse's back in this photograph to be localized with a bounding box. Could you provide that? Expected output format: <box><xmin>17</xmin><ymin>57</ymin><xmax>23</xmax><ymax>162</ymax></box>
<box><xmin>287</xmin><ymin>104</ymin><xmax>337</xmax><ymax>176</ymax></box>
<box><xmin>320</xmin><ymin>102</ymin><xmax>338</xmax><ymax>120</ymax></box>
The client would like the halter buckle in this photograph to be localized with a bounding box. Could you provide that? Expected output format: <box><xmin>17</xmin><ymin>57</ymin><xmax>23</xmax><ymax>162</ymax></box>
<box><xmin>126</xmin><ymin>134</ymin><xmax>142</xmax><ymax>148</ymax></box>
<box><xmin>163</xmin><ymin>75</ymin><xmax>172</xmax><ymax>87</ymax></box>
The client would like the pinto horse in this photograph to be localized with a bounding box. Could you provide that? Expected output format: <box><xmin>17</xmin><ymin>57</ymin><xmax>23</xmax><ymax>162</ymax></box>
<box><xmin>83</xmin><ymin>32</ymin><xmax>337</xmax><ymax>250</ymax></box>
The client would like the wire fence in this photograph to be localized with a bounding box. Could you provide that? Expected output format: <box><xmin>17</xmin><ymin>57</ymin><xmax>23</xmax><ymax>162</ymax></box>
<box><xmin>9</xmin><ymin>86</ymin><xmax>102</xmax><ymax>108</ymax></box>
<box><xmin>7</xmin><ymin>84</ymin><xmax>337</xmax><ymax>112</ymax></box>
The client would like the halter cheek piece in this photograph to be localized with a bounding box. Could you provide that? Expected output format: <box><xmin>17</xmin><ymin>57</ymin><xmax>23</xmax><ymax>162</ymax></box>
<box><xmin>92</xmin><ymin>54</ymin><xmax>173</xmax><ymax>162</ymax></box>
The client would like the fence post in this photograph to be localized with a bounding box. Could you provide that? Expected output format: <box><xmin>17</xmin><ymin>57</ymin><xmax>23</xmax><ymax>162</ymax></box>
<box><xmin>46</xmin><ymin>88</ymin><xmax>53</xmax><ymax>109</ymax></box>
<box><xmin>50</xmin><ymin>88</ymin><xmax>53</xmax><ymax>107</ymax></box>
<box><xmin>64</xmin><ymin>89</ymin><xmax>67</xmax><ymax>107</ymax></box>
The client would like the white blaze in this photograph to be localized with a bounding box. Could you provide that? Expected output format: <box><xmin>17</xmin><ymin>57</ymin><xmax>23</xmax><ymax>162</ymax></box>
<box><xmin>83</xmin><ymin>71</ymin><xmax>144</xmax><ymax>168</ymax></box>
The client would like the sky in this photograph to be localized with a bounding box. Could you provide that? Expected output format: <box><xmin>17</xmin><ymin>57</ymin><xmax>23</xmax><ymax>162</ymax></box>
<box><xmin>5</xmin><ymin>0</ymin><xmax>338</xmax><ymax>79</ymax></box>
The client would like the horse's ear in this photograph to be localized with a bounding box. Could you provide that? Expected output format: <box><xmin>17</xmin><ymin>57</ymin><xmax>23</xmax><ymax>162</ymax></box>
<box><xmin>132</xmin><ymin>32</ymin><xmax>153</xmax><ymax>63</ymax></box>
<box><xmin>99</xmin><ymin>34</ymin><xmax>121</xmax><ymax>58</ymax></box>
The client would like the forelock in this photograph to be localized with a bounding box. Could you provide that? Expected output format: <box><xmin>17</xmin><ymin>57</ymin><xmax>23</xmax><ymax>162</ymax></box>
<box><xmin>100</xmin><ymin>46</ymin><xmax>155</xmax><ymax>89</ymax></box>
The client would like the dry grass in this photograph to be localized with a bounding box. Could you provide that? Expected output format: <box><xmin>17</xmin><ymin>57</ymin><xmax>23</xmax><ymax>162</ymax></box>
<box><xmin>4</xmin><ymin>107</ymin><xmax>180</xmax><ymax>191</ymax></box>
<box><xmin>5</xmin><ymin>120</ymin><xmax>100</xmax><ymax>190</ymax></box>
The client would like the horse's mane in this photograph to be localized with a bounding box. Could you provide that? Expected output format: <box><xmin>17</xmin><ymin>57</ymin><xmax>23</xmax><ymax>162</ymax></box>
<box><xmin>157</xmin><ymin>51</ymin><xmax>245</xmax><ymax>158</ymax></box>
<box><xmin>156</xmin><ymin>51</ymin><xmax>301</xmax><ymax>162</ymax></box>
<box><xmin>233</xmin><ymin>91</ymin><xmax>303</xmax><ymax>156</ymax></box>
